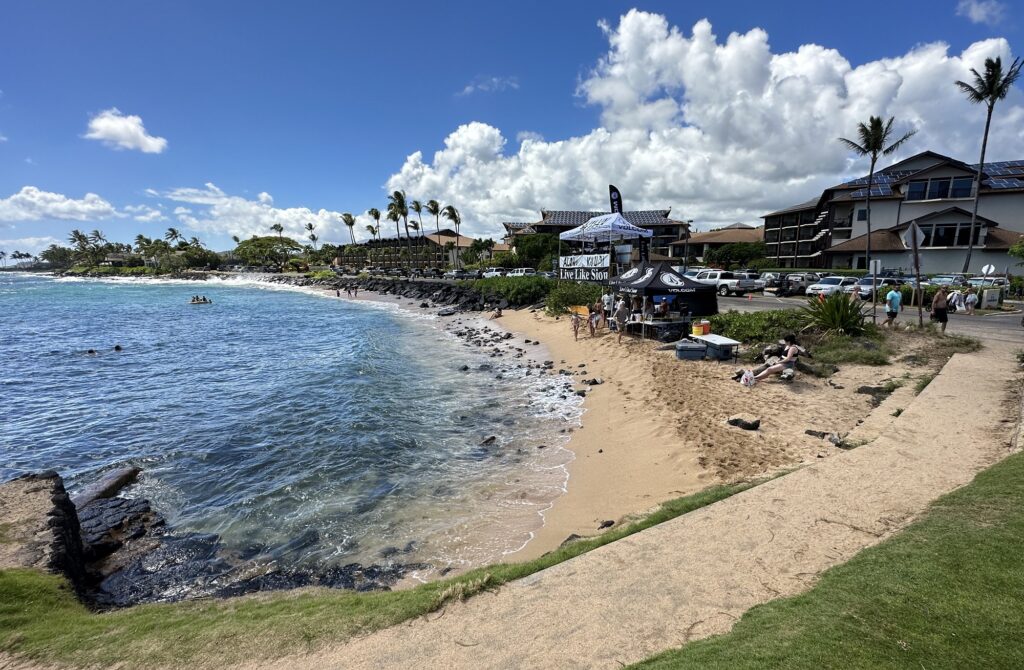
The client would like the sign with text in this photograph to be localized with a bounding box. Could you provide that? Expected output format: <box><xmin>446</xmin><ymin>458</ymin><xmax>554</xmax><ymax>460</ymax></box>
<box><xmin>559</xmin><ymin>253</ymin><xmax>610</xmax><ymax>282</ymax></box>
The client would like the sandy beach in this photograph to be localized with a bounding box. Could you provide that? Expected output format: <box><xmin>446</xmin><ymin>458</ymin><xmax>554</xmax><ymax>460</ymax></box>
<box><xmin>334</xmin><ymin>286</ymin><xmax>934</xmax><ymax>564</ymax></box>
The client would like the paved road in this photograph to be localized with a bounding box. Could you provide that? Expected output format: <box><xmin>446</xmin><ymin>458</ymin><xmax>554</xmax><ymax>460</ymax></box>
<box><xmin>717</xmin><ymin>293</ymin><xmax>1024</xmax><ymax>346</ymax></box>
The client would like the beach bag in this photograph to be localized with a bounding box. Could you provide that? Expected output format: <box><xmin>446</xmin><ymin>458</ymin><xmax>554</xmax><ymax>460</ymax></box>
<box><xmin>740</xmin><ymin>370</ymin><xmax>756</xmax><ymax>387</ymax></box>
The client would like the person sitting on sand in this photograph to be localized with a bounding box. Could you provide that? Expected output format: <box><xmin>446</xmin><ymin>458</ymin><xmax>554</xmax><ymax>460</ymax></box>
<box><xmin>747</xmin><ymin>334</ymin><xmax>800</xmax><ymax>383</ymax></box>
<box><xmin>490</xmin><ymin>306</ymin><xmax>503</xmax><ymax>320</ymax></box>
<box><xmin>571</xmin><ymin>311</ymin><xmax>583</xmax><ymax>341</ymax></box>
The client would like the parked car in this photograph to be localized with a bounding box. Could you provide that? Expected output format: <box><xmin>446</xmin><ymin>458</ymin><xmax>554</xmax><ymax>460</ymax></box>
<box><xmin>848</xmin><ymin>276</ymin><xmax>904</xmax><ymax>300</ymax></box>
<box><xmin>538</xmin><ymin>271</ymin><xmax>557</xmax><ymax>279</ymax></box>
<box><xmin>760</xmin><ymin>271</ymin><xmax>782</xmax><ymax>288</ymax></box>
<box><xmin>506</xmin><ymin>268</ymin><xmax>537</xmax><ymax>278</ymax></box>
<box><xmin>805</xmin><ymin>276</ymin><xmax>858</xmax><ymax>297</ymax></box>
<box><xmin>481</xmin><ymin>268</ymin><xmax>505</xmax><ymax>278</ymax></box>
<box><xmin>736</xmin><ymin>272</ymin><xmax>765</xmax><ymax>291</ymax></box>
<box><xmin>693</xmin><ymin>270</ymin><xmax>756</xmax><ymax>296</ymax></box>
<box><xmin>442</xmin><ymin>269</ymin><xmax>472</xmax><ymax>280</ymax></box>
<box><xmin>928</xmin><ymin>274</ymin><xmax>967</xmax><ymax>286</ymax></box>
<box><xmin>968</xmin><ymin>276</ymin><xmax>1006</xmax><ymax>287</ymax></box>
<box><xmin>775</xmin><ymin>272</ymin><xmax>820</xmax><ymax>295</ymax></box>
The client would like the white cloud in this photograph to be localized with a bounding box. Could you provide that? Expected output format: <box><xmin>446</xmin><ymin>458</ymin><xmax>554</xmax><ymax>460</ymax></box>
<box><xmin>84</xmin><ymin>108</ymin><xmax>168</xmax><ymax>153</ymax></box>
<box><xmin>956</xmin><ymin>0</ymin><xmax>1006</xmax><ymax>26</ymax></box>
<box><xmin>516</xmin><ymin>131</ymin><xmax>545</xmax><ymax>144</ymax></box>
<box><xmin>123</xmin><ymin>204</ymin><xmax>166</xmax><ymax>222</ymax></box>
<box><xmin>0</xmin><ymin>133</ymin><xmax>7</xmax><ymax>143</ymax></box>
<box><xmin>158</xmin><ymin>183</ymin><xmax>373</xmax><ymax>243</ymax></box>
<box><xmin>0</xmin><ymin>236</ymin><xmax>62</xmax><ymax>255</ymax></box>
<box><xmin>0</xmin><ymin>186</ymin><xmax>119</xmax><ymax>222</ymax></box>
<box><xmin>458</xmin><ymin>76</ymin><xmax>520</xmax><ymax>96</ymax></box>
<box><xmin>385</xmin><ymin>11</ymin><xmax>1024</xmax><ymax>237</ymax></box>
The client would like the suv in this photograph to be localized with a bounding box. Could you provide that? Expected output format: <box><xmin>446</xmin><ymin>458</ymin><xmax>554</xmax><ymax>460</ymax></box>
<box><xmin>849</xmin><ymin>276</ymin><xmax>904</xmax><ymax>300</ymax></box>
<box><xmin>481</xmin><ymin>268</ymin><xmax>505</xmax><ymax>278</ymax></box>
<box><xmin>805</xmin><ymin>276</ymin><xmax>858</xmax><ymax>296</ymax></box>
<box><xmin>736</xmin><ymin>272</ymin><xmax>765</xmax><ymax>291</ymax></box>
<box><xmin>693</xmin><ymin>270</ymin><xmax>756</xmax><ymax>296</ymax></box>
<box><xmin>443</xmin><ymin>269</ymin><xmax>472</xmax><ymax>280</ymax></box>
<box><xmin>506</xmin><ymin>268</ymin><xmax>537</xmax><ymax>278</ymax></box>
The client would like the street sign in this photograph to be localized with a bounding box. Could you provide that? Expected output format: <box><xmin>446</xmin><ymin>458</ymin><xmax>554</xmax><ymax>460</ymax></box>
<box><xmin>869</xmin><ymin>260</ymin><xmax>881</xmax><ymax>275</ymax></box>
<box><xmin>981</xmin><ymin>264</ymin><xmax>995</xmax><ymax>276</ymax></box>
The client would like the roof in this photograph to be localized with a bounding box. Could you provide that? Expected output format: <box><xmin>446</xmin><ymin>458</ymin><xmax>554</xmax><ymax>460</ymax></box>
<box><xmin>423</xmin><ymin>232</ymin><xmax>509</xmax><ymax>251</ymax></box>
<box><xmin>670</xmin><ymin>226</ymin><xmax>764</xmax><ymax>246</ymax></box>
<box><xmin>535</xmin><ymin>210</ymin><xmax>685</xmax><ymax>228</ymax></box>
<box><xmin>767</xmin><ymin>151</ymin><xmax>1024</xmax><ymax>216</ymax></box>
<box><xmin>763</xmin><ymin>198</ymin><xmax>819</xmax><ymax>218</ymax></box>
<box><xmin>826</xmin><ymin>229</ymin><xmax>906</xmax><ymax>253</ymax></box>
<box><xmin>978</xmin><ymin>227</ymin><xmax>1024</xmax><ymax>251</ymax></box>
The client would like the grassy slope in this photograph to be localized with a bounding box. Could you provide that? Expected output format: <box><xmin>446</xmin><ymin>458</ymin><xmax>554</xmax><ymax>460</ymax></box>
<box><xmin>632</xmin><ymin>450</ymin><xmax>1024</xmax><ymax>670</ymax></box>
<box><xmin>0</xmin><ymin>482</ymin><xmax>760</xmax><ymax>669</ymax></box>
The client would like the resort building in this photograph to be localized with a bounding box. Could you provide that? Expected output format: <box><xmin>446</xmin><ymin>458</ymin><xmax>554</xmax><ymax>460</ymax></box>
<box><xmin>502</xmin><ymin>210</ymin><xmax>691</xmax><ymax>258</ymax></box>
<box><xmin>763</xmin><ymin>151</ymin><xmax>1024</xmax><ymax>273</ymax></box>
<box><xmin>669</xmin><ymin>223</ymin><xmax>763</xmax><ymax>261</ymax></box>
<box><xmin>342</xmin><ymin>228</ymin><xmax>508</xmax><ymax>268</ymax></box>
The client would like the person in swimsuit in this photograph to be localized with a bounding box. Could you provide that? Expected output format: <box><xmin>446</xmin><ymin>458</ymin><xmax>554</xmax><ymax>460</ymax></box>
<box><xmin>754</xmin><ymin>334</ymin><xmax>800</xmax><ymax>381</ymax></box>
<box><xmin>931</xmin><ymin>286</ymin><xmax>949</xmax><ymax>333</ymax></box>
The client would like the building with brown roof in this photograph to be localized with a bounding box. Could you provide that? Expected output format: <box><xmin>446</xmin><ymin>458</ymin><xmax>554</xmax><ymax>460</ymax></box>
<box><xmin>668</xmin><ymin>223</ymin><xmax>763</xmax><ymax>261</ymax></box>
<box><xmin>762</xmin><ymin>150</ymin><xmax>1024</xmax><ymax>272</ymax></box>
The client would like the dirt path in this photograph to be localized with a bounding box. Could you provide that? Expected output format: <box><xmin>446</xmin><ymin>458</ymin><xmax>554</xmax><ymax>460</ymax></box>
<box><xmin>237</xmin><ymin>346</ymin><xmax>1020</xmax><ymax>670</ymax></box>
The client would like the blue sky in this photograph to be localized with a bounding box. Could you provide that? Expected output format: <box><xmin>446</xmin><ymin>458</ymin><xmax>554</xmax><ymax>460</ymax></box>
<box><xmin>1</xmin><ymin>0</ymin><xmax>1022</xmax><ymax>253</ymax></box>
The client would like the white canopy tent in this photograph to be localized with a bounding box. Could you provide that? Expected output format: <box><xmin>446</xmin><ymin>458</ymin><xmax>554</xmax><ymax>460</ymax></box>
<box><xmin>558</xmin><ymin>212</ymin><xmax>653</xmax><ymax>242</ymax></box>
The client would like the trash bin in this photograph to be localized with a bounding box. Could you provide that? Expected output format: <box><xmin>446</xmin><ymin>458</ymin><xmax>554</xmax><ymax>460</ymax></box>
<box><xmin>675</xmin><ymin>341</ymin><xmax>707</xmax><ymax>361</ymax></box>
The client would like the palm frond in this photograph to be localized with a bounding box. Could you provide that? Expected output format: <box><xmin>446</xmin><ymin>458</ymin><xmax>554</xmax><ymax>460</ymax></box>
<box><xmin>837</xmin><ymin>137</ymin><xmax>867</xmax><ymax>155</ymax></box>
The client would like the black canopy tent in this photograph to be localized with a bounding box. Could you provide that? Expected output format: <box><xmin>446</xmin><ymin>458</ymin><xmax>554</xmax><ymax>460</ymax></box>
<box><xmin>610</xmin><ymin>262</ymin><xmax>718</xmax><ymax>317</ymax></box>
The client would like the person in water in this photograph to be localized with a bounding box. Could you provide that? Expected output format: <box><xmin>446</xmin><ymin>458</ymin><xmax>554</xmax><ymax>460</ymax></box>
<box><xmin>113</xmin><ymin>344</ymin><xmax>123</xmax><ymax>352</ymax></box>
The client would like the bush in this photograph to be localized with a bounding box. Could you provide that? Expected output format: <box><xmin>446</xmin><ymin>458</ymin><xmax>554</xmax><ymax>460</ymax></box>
<box><xmin>463</xmin><ymin>276</ymin><xmax>554</xmax><ymax>306</ymax></box>
<box><xmin>305</xmin><ymin>270</ymin><xmax>336</xmax><ymax>280</ymax></box>
<box><xmin>800</xmin><ymin>293</ymin><xmax>867</xmax><ymax>336</ymax></box>
<box><xmin>708</xmin><ymin>309</ymin><xmax>806</xmax><ymax>343</ymax></box>
<box><xmin>545</xmin><ymin>282</ymin><xmax>603</xmax><ymax>315</ymax></box>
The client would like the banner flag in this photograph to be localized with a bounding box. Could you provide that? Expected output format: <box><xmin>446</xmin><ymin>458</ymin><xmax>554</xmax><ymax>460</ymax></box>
<box><xmin>609</xmin><ymin>185</ymin><xmax>623</xmax><ymax>213</ymax></box>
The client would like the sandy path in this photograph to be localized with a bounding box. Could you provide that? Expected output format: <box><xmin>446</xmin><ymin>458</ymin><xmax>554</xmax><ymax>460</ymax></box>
<box><xmin>239</xmin><ymin>346</ymin><xmax>1020</xmax><ymax>670</ymax></box>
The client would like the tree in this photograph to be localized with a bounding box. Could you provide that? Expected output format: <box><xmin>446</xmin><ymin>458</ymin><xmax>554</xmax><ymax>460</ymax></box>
<box><xmin>386</xmin><ymin>208</ymin><xmax>401</xmax><ymax>267</ymax></box>
<box><xmin>838</xmin><ymin>116</ymin><xmax>916</xmax><ymax>322</ymax></box>
<box><xmin>425</xmin><ymin>199</ymin><xmax>442</xmax><ymax>267</ymax></box>
<box><xmin>367</xmin><ymin>208</ymin><xmax>381</xmax><ymax>265</ymax></box>
<box><xmin>956</xmin><ymin>56</ymin><xmax>1023</xmax><ymax>273</ymax></box>
<box><xmin>341</xmin><ymin>212</ymin><xmax>357</xmax><ymax>245</ymax></box>
<box><xmin>442</xmin><ymin>205</ymin><xmax>461</xmax><ymax>268</ymax></box>
<box><xmin>270</xmin><ymin>223</ymin><xmax>284</xmax><ymax>240</ymax></box>
<box><xmin>0</xmin><ymin>250</ymin><xmax>6</xmax><ymax>268</ymax></box>
<box><xmin>233</xmin><ymin>235</ymin><xmax>301</xmax><ymax>269</ymax></box>
<box><xmin>164</xmin><ymin>227</ymin><xmax>183</xmax><ymax>244</ymax></box>
<box><xmin>387</xmin><ymin>190</ymin><xmax>412</xmax><ymax>268</ymax></box>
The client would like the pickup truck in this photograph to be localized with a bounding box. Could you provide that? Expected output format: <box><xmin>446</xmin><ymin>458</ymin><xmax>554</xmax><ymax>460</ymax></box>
<box><xmin>693</xmin><ymin>270</ymin><xmax>756</xmax><ymax>296</ymax></box>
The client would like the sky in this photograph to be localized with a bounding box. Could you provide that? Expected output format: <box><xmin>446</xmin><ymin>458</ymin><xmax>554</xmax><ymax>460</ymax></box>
<box><xmin>1</xmin><ymin>0</ymin><xmax>1023</xmax><ymax>255</ymax></box>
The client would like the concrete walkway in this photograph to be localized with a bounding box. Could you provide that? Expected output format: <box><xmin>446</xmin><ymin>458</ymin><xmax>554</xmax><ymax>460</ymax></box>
<box><xmin>247</xmin><ymin>348</ymin><xmax>1021</xmax><ymax>670</ymax></box>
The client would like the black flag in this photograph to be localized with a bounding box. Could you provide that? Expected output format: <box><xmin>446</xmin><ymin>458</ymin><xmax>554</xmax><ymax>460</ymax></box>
<box><xmin>609</xmin><ymin>185</ymin><xmax>623</xmax><ymax>213</ymax></box>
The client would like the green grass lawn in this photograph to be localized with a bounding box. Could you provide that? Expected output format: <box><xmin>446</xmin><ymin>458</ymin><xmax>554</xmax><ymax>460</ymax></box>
<box><xmin>0</xmin><ymin>481</ymin><xmax>762</xmax><ymax>669</ymax></box>
<box><xmin>631</xmin><ymin>450</ymin><xmax>1024</xmax><ymax>670</ymax></box>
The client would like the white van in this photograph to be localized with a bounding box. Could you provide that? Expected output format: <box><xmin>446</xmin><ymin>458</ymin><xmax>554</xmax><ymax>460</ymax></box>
<box><xmin>506</xmin><ymin>268</ymin><xmax>537</xmax><ymax>278</ymax></box>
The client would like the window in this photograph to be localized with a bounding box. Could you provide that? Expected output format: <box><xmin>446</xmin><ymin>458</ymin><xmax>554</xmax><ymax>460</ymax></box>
<box><xmin>857</xmin><ymin>209</ymin><xmax>867</xmax><ymax>221</ymax></box>
<box><xmin>951</xmin><ymin>177</ymin><xmax>974</xmax><ymax>198</ymax></box>
<box><xmin>927</xmin><ymin>178</ymin><xmax>951</xmax><ymax>200</ymax></box>
<box><xmin>956</xmin><ymin>225</ymin><xmax>981</xmax><ymax>246</ymax></box>
<box><xmin>929</xmin><ymin>224</ymin><xmax>957</xmax><ymax>247</ymax></box>
<box><xmin>906</xmin><ymin>180</ymin><xmax>928</xmax><ymax>200</ymax></box>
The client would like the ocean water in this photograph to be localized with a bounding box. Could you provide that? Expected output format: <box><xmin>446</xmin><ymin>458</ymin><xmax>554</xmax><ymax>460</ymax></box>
<box><xmin>0</xmin><ymin>273</ymin><xmax>580</xmax><ymax>578</ymax></box>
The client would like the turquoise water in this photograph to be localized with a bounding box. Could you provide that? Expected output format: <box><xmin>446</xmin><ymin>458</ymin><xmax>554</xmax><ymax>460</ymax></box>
<box><xmin>0</xmin><ymin>273</ymin><xmax>579</xmax><ymax>575</ymax></box>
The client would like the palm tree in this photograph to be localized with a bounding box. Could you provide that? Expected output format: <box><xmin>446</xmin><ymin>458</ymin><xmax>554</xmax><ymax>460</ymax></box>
<box><xmin>442</xmin><ymin>205</ymin><xmax>462</xmax><ymax>269</ymax></box>
<box><xmin>341</xmin><ymin>213</ymin><xmax>357</xmax><ymax>245</ymax></box>
<box><xmin>0</xmin><ymin>250</ymin><xmax>6</xmax><ymax>268</ymax></box>
<box><xmin>410</xmin><ymin>200</ymin><xmax>426</xmax><ymax>269</ymax></box>
<box><xmin>425</xmin><ymin>199</ymin><xmax>441</xmax><ymax>267</ymax></box>
<box><xmin>838</xmin><ymin>117</ymin><xmax>916</xmax><ymax>322</ymax></box>
<box><xmin>368</xmin><ymin>207</ymin><xmax>382</xmax><ymax>266</ymax></box>
<box><xmin>164</xmin><ymin>227</ymin><xmax>182</xmax><ymax>244</ymax></box>
<box><xmin>387</xmin><ymin>190</ymin><xmax>413</xmax><ymax>268</ymax></box>
<box><xmin>189</xmin><ymin>236</ymin><xmax>203</xmax><ymax>248</ymax></box>
<box><xmin>89</xmin><ymin>229</ymin><xmax>107</xmax><ymax>245</ymax></box>
<box><xmin>955</xmin><ymin>56</ymin><xmax>1023</xmax><ymax>273</ymax></box>
<box><xmin>270</xmin><ymin>223</ymin><xmax>284</xmax><ymax>240</ymax></box>
<box><xmin>386</xmin><ymin>208</ymin><xmax>401</xmax><ymax>267</ymax></box>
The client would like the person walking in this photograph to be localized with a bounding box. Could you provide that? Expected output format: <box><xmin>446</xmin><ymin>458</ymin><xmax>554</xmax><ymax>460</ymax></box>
<box><xmin>884</xmin><ymin>285</ymin><xmax>903</xmax><ymax>328</ymax></box>
<box><xmin>965</xmin><ymin>287</ymin><xmax>979</xmax><ymax>315</ymax></box>
<box><xmin>601</xmin><ymin>290</ymin><xmax>614</xmax><ymax>322</ymax></box>
<box><xmin>613</xmin><ymin>299</ymin><xmax>630</xmax><ymax>344</ymax></box>
<box><xmin>931</xmin><ymin>286</ymin><xmax>949</xmax><ymax>334</ymax></box>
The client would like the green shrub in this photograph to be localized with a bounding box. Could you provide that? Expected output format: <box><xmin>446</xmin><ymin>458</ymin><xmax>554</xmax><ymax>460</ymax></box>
<box><xmin>463</xmin><ymin>276</ymin><xmax>554</xmax><ymax>306</ymax></box>
<box><xmin>800</xmin><ymin>293</ymin><xmax>867</xmax><ymax>336</ymax></box>
<box><xmin>305</xmin><ymin>270</ymin><xmax>336</xmax><ymax>280</ymax></box>
<box><xmin>707</xmin><ymin>309</ymin><xmax>806</xmax><ymax>343</ymax></box>
<box><xmin>545</xmin><ymin>282</ymin><xmax>603</xmax><ymax>315</ymax></box>
<box><xmin>810</xmin><ymin>333</ymin><xmax>892</xmax><ymax>366</ymax></box>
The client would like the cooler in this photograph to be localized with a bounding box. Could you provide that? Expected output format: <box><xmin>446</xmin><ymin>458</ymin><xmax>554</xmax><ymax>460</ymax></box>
<box><xmin>675</xmin><ymin>341</ymin><xmax>707</xmax><ymax>361</ymax></box>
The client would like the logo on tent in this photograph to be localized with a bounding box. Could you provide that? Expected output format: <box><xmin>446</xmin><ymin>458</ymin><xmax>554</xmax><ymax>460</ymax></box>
<box><xmin>661</xmin><ymin>272</ymin><xmax>684</xmax><ymax>287</ymax></box>
<box><xmin>632</xmin><ymin>268</ymin><xmax>654</xmax><ymax>284</ymax></box>
<box><xmin>620</xmin><ymin>268</ymin><xmax>639</xmax><ymax>280</ymax></box>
